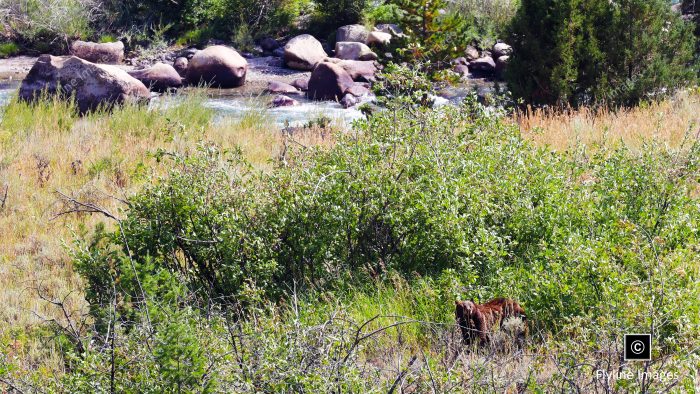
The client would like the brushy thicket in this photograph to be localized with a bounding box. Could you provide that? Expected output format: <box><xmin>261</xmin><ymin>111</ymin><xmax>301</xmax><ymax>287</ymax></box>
<box><xmin>0</xmin><ymin>0</ymin><xmax>99</xmax><ymax>53</ymax></box>
<box><xmin>372</xmin><ymin>0</ymin><xmax>518</xmax><ymax>69</ymax></box>
<box><xmin>2</xmin><ymin>88</ymin><xmax>696</xmax><ymax>391</ymax></box>
<box><xmin>507</xmin><ymin>0</ymin><xmax>697</xmax><ymax>107</ymax></box>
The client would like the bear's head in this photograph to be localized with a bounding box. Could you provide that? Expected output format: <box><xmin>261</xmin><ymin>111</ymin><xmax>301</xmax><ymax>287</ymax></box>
<box><xmin>455</xmin><ymin>300</ymin><xmax>477</xmax><ymax>321</ymax></box>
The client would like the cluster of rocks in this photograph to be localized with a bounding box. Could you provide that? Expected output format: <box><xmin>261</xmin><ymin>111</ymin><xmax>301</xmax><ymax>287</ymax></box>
<box><xmin>264</xmin><ymin>25</ymin><xmax>398</xmax><ymax>108</ymax></box>
<box><xmin>266</xmin><ymin>60</ymin><xmax>374</xmax><ymax>108</ymax></box>
<box><xmin>19</xmin><ymin>25</ymin><xmax>502</xmax><ymax>113</ymax></box>
<box><xmin>452</xmin><ymin>42</ymin><xmax>511</xmax><ymax>79</ymax></box>
<box><xmin>19</xmin><ymin>41</ymin><xmax>250</xmax><ymax>112</ymax></box>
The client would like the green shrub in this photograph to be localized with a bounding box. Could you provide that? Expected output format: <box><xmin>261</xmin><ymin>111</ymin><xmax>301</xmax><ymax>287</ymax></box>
<box><xmin>387</xmin><ymin>0</ymin><xmax>468</xmax><ymax>66</ymax></box>
<box><xmin>0</xmin><ymin>0</ymin><xmax>96</xmax><ymax>52</ymax></box>
<box><xmin>446</xmin><ymin>0</ymin><xmax>519</xmax><ymax>48</ymax></box>
<box><xmin>105</xmin><ymin>0</ymin><xmax>299</xmax><ymax>44</ymax></box>
<box><xmin>682</xmin><ymin>0</ymin><xmax>700</xmax><ymax>54</ymax></box>
<box><xmin>97</xmin><ymin>34</ymin><xmax>117</xmax><ymax>43</ymax></box>
<box><xmin>0</xmin><ymin>42</ymin><xmax>20</xmax><ymax>58</ymax></box>
<box><xmin>507</xmin><ymin>0</ymin><xmax>697</xmax><ymax>107</ymax></box>
<box><xmin>74</xmin><ymin>92</ymin><xmax>700</xmax><ymax>336</ymax></box>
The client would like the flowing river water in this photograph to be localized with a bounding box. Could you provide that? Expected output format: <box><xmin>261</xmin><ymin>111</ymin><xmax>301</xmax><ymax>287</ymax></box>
<box><xmin>0</xmin><ymin>56</ymin><xmax>499</xmax><ymax>127</ymax></box>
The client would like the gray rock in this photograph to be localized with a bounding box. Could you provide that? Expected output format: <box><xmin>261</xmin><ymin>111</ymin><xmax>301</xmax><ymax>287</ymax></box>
<box><xmin>375</xmin><ymin>24</ymin><xmax>404</xmax><ymax>37</ymax></box>
<box><xmin>70</xmin><ymin>40</ymin><xmax>124</xmax><ymax>64</ymax></box>
<box><xmin>291</xmin><ymin>77</ymin><xmax>309</xmax><ymax>91</ymax></box>
<box><xmin>492</xmin><ymin>42</ymin><xmax>512</xmax><ymax>58</ymax></box>
<box><xmin>469</xmin><ymin>56</ymin><xmax>496</xmax><ymax>74</ymax></box>
<box><xmin>284</xmin><ymin>34</ymin><xmax>328</xmax><ymax>71</ymax></box>
<box><xmin>173</xmin><ymin>57</ymin><xmax>189</xmax><ymax>77</ymax></box>
<box><xmin>340</xmin><ymin>93</ymin><xmax>359</xmax><ymax>108</ymax></box>
<box><xmin>187</xmin><ymin>45</ymin><xmax>248</xmax><ymax>88</ymax></box>
<box><xmin>453</xmin><ymin>64</ymin><xmax>469</xmax><ymax>77</ymax></box>
<box><xmin>272</xmin><ymin>48</ymin><xmax>285</xmax><ymax>58</ymax></box>
<box><xmin>495</xmin><ymin>55</ymin><xmax>509</xmax><ymax>77</ymax></box>
<box><xmin>345</xmin><ymin>82</ymin><xmax>371</xmax><ymax>97</ymax></box>
<box><xmin>19</xmin><ymin>55</ymin><xmax>150</xmax><ymax>113</ymax></box>
<box><xmin>128</xmin><ymin>62</ymin><xmax>183</xmax><ymax>92</ymax></box>
<box><xmin>308</xmin><ymin>62</ymin><xmax>355</xmax><ymax>101</ymax></box>
<box><xmin>325</xmin><ymin>58</ymin><xmax>378</xmax><ymax>82</ymax></box>
<box><xmin>367</xmin><ymin>31</ymin><xmax>392</xmax><ymax>46</ymax></box>
<box><xmin>271</xmin><ymin>94</ymin><xmax>299</xmax><ymax>107</ymax></box>
<box><xmin>453</xmin><ymin>57</ymin><xmax>468</xmax><ymax>66</ymax></box>
<box><xmin>464</xmin><ymin>45</ymin><xmax>479</xmax><ymax>61</ymax></box>
<box><xmin>260</xmin><ymin>37</ymin><xmax>280</xmax><ymax>51</ymax></box>
<box><xmin>175</xmin><ymin>47</ymin><xmax>200</xmax><ymax>59</ymax></box>
<box><xmin>335</xmin><ymin>42</ymin><xmax>377</xmax><ymax>61</ymax></box>
<box><xmin>336</xmin><ymin>24</ymin><xmax>369</xmax><ymax>43</ymax></box>
<box><xmin>266</xmin><ymin>80</ymin><xmax>300</xmax><ymax>94</ymax></box>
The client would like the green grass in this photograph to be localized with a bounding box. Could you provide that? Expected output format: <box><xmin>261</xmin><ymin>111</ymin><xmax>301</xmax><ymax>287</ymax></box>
<box><xmin>0</xmin><ymin>42</ymin><xmax>20</xmax><ymax>58</ymax></box>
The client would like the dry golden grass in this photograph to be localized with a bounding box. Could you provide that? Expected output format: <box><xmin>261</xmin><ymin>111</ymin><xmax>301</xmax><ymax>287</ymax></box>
<box><xmin>0</xmin><ymin>92</ymin><xmax>339</xmax><ymax>369</ymax></box>
<box><xmin>516</xmin><ymin>89</ymin><xmax>700</xmax><ymax>151</ymax></box>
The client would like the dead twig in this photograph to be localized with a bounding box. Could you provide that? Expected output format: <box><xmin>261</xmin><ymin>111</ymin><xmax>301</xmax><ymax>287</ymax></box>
<box><xmin>0</xmin><ymin>183</ymin><xmax>7</xmax><ymax>210</ymax></box>
<box><xmin>387</xmin><ymin>355</ymin><xmax>417</xmax><ymax>394</ymax></box>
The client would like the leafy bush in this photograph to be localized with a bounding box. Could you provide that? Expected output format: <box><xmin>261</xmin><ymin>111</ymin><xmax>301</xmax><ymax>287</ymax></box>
<box><xmin>507</xmin><ymin>0</ymin><xmax>697</xmax><ymax>107</ymax></box>
<box><xmin>0</xmin><ymin>42</ymin><xmax>19</xmax><ymax>57</ymax></box>
<box><xmin>73</xmin><ymin>91</ymin><xmax>700</xmax><ymax>338</ymax></box>
<box><xmin>102</xmin><ymin>0</ymin><xmax>299</xmax><ymax>44</ymax></box>
<box><xmin>0</xmin><ymin>0</ymin><xmax>97</xmax><ymax>52</ymax></box>
<box><xmin>446</xmin><ymin>0</ymin><xmax>519</xmax><ymax>48</ymax></box>
<box><xmin>386</xmin><ymin>0</ymin><xmax>468</xmax><ymax>66</ymax></box>
<box><xmin>682</xmin><ymin>0</ymin><xmax>700</xmax><ymax>54</ymax></box>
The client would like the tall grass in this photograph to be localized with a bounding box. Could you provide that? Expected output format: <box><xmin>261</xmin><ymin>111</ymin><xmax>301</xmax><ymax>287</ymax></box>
<box><xmin>0</xmin><ymin>92</ymin><xmax>291</xmax><ymax>373</ymax></box>
<box><xmin>516</xmin><ymin>89</ymin><xmax>700</xmax><ymax>151</ymax></box>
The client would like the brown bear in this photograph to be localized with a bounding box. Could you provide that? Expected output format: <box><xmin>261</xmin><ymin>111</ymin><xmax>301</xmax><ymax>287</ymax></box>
<box><xmin>455</xmin><ymin>298</ymin><xmax>527</xmax><ymax>346</ymax></box>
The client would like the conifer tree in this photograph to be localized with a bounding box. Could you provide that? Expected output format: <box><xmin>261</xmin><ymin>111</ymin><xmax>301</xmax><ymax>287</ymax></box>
<box><xmin>507</xmin><ymin>0</ymin><xmax>696</xmax><ymax>107</ymax></box>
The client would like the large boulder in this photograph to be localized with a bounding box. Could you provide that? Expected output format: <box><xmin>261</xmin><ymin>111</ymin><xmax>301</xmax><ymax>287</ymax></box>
<box><xmin>454</xmin><ymin>64</ymin><xmax>469</xmax><ymax>77</ymax></box>
<box><xmin>335</xmin><ymin>42</ymin><xmax>377</xmax><ymax>61</ymax></box>
<box><xmin>260</xmin><ymin>37</ymin><xmax>280</xmax><ymax>52</ymax></box>
<box><xmin>495</xmin><ymin>55</ymin><xmax>509</xmax><ymax>77</ymax></box>
<box><xmin>187</xmin><ymin>45</ymin><xmax>248</xmax><ymax>88</ymax></box>
<box><xmin>128</xmin><ymin>63</ymin><xmax>183</xmax><ymax>92</ymax></box>
<box><xmin>284</xmin><ymin>34</ymin><xmax>328</xmax><ymax>71</ymax></box>
<box><xmin>70</xmin><ymin>40</ymin><xmax>124</xmax><ymax>64</ymax></box>
<box><xmin>307</xmin><ymin>62</ymin><xmax>354</xmax><ymax>101</ymax></box>
<box><xmin>19</xmin><ymin>55</ymin><xmax>150</xmax><ymax>113</ymax></box>
<box><xmin>336</xmin><ymin>24</ymin><xmax>369</xmax><ymax>43</ymax></box>
<box><xmin>464</xmin><ymin>45</ymin><xmax>480</xmax><ymax>61</ymax></box>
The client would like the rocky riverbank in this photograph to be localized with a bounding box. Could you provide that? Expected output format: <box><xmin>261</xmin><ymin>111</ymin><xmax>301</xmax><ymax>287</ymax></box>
<box><xmin>1</xmin><ymin>24</ymin><xmax>507</xmax><ymax>116</ymax></box>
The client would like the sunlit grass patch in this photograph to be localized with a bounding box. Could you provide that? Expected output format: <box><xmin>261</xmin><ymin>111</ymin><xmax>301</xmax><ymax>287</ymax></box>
<box><xmin>516</xmin><ymin>89</ymin><xmax>700</xmax><ymax>151</ymax></box>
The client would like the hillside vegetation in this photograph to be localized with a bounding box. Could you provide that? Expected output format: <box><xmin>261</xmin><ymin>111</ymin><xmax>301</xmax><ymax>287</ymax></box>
<box><xmin>1</xmin><ymin>87</ymin><xmax>699</xmax><ymax>391</ymax></box>
<box><xmin>1</xmin><ymin>0</ymin><xmax>700</xmax><ymax>392</ymax></box>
